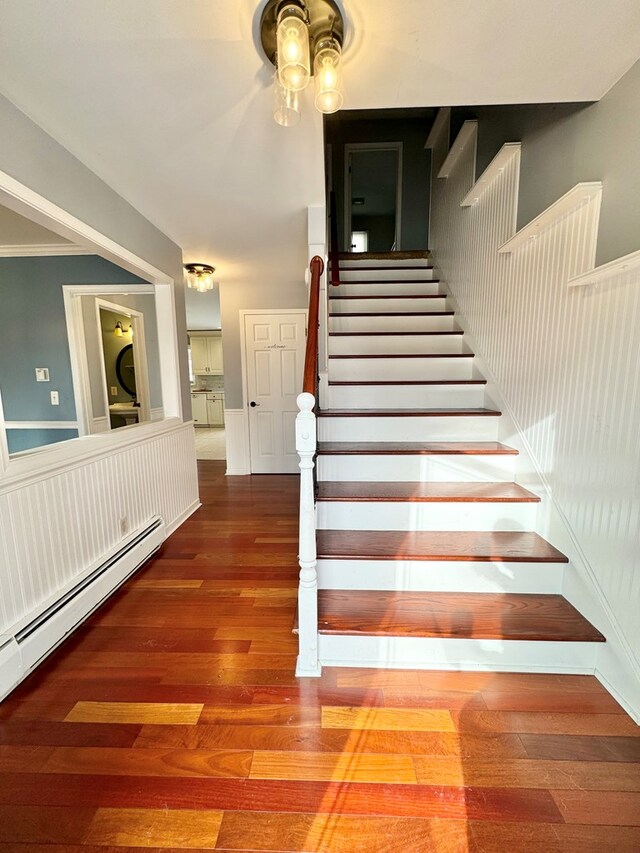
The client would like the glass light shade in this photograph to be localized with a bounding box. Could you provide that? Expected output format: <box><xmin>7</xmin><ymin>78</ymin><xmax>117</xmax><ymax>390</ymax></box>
<box><xmin>273</xmin><ymin>73</ymin><xmax>301</xmax><ymax>127</ymax></box>
<box><xmin>276</xmin><ymin>5</ymin><xmax>310</xmax><ymax>92</ymax></box>
<box><xmin>314</xmin><ymin>37</ymin><xmax>343</xmax><ymax>114</ymax></box>
<box><xmin>114</xmin><ymin>322</ymin><xmax>124</xmax><ymax>337</ymax></box>
<box><xmin>185</xmin><ymin>264</ymin><xmax>216</xmax><ymax>292</ymax></box>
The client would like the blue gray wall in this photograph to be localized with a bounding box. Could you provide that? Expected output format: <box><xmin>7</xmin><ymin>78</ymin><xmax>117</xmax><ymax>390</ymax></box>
<box><xmin>0</xmin><ymin>255</ymin><xmax>146</xmax><ymax>426</ymax></box>
<box><xmin>325</xmin><ymin>113</ymin><xmax>434</xmax><ymax>252</ymax></box>
<box><xmin>450</xmin><ymin>57</ymin><xmax>640</xmax><ymax>266</ymax></box>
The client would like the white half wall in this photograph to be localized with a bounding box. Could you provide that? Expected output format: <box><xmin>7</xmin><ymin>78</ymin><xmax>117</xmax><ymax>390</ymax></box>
<box><xmin>0</xmin><ymin>420</ymin><xmax>199</xmax><ymax>636</ymax></box>
<box><xmin>430</xmin><ymin>128</ymin><xmax>640</xmax><ymax>720</ymax></box>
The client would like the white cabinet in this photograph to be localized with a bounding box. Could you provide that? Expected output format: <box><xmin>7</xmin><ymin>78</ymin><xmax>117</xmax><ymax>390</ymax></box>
<box><xmin>191</xmin><ymin>393</ymin><xmax>208</xmax><ymax>425</ymax></box>
<box><xmin>190</xmin><ymin>335</ymin><xmax>223</xmax><ymax>375</ymax></box>
<box><xmin>206</xmin><ymin>395</ymin><xmax>224</xmax><ymax>427</ymax></box>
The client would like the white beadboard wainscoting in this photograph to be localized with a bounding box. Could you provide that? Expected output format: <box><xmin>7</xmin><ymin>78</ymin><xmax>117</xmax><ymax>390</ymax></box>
<box><xmin>430</xmin><ymin>128</ymin><xmax>640</xmax><ymax>719</ymax></box>
<box><xmin>0</xmin><ymin>420</ymin><xmax>199</xmax><ymax>697</ymax></box>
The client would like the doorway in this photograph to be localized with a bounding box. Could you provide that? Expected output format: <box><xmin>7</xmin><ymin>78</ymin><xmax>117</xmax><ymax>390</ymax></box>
<box><xmin>242</xmin><ymin>310</ymin><xmax>307</xmax><ymax>474</ymax></box>
<box><xmin>345</xmin><ymin>142</ymin><xmax>403</xmax><ymax>252</ymax></box>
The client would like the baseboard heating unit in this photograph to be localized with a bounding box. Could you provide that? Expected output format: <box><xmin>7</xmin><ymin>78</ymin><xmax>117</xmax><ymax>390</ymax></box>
<box><xmin>0</xmin><ymin>516</ymin><xmax>166</xmax><ymax>701</ymax></box>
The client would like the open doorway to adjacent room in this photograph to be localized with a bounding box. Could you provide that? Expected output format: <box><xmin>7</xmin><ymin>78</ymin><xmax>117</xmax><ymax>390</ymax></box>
<box><xmin>185</xmin><ymin>278</ymin><xmax>226</xmax><ymax>461</ymax></box>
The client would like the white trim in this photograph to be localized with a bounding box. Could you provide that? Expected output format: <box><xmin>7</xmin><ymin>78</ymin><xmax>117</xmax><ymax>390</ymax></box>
<box><xmin>0</xmin><ymin>168</ymin><xmax>172</xmax><ymax>285</ymax></box>
<box><xmin>165</xmin><ymin>498</ymin><xmax>202</xmax><ymax>537</ymax></box>
<box><xmin>568</xmin><ymin>246</ymin><xmax>640</xmax><ymax>287</ymax></box>
<box><xmin>319</xmin><ymin>634</ymin><xmax>600</xmax><ymax>674</ymax></box>
<box><xmin>344</xmin><ymin>142</ymin><xmax>403</xmax><ymax>251</ymax></box>
<box><xmin>0</xmin><ymin>417</ymin><xmax>188</xmax><ymax>494</ymax></box>
<box><xmin>91</xmin><ymin>416</ymin><xmax>110</xmax><ymax>433</ymax></box>
<box><xmin>150</xmin><ymin>406</ymin><xmax>164</xmax><ymax>422</ymax></box>
<box><xmin>437</xmin><ymin>121</ymin><xmax>478</xmax><ymax>179</ymax></box>
<box><xmin>223</xmin><ymin>409</ymin><xmax>250</xmax><ymax>475</ymax></box>
<box><xmin>460</xmin><ymin>143</ymin><xmax>521</xmax><ymax>207</ymax></box>
<box><xmin>498</xmin><ymin>182</ymin><xmax>603</xmax><ymax>254</ymax></box>
<box><xmin>5</xmin><ymin>421</ymin><xmax>78</xmax><ymax>430</ymax></box>
<box><xmin>425</xmin><ymin>107</ymin><xmax>451</xmax><ymax>150</ymax></box>
<box><xmin>0</xmin><ymin>169</ymin><xmax>184</xmax><ymax>482</ymax></box>
<box><xmin>0</xmin><ymin>243</ymin><xmax>92</xmax><ymax>257</ymax></box>
<box><xmin>0</xmin><ymin>392</ymin><xmax>11</xmax><ymax>475</ymax></box>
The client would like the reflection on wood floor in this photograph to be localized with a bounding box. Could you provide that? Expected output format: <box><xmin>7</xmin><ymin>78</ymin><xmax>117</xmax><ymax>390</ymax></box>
<box><xmin>0</xmin><ymin>460</ymin><xmax>638</xmax><ymax>851</ymax></box>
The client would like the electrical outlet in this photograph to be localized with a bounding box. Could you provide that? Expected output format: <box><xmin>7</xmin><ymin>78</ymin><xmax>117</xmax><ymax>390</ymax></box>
<box><xmin>120</xmin><ymin>516</ymin><xmax>128</xmax><ymax>536</ymax></box>
<box><xmin>50</xmin><ymin>391</ymin><xmax>59</xmax><ymax>406</ymax></box>
<box><xmin>110</xmin><ymin>386</ymin><xmax>118</xmax><ymax>397</ymax></box>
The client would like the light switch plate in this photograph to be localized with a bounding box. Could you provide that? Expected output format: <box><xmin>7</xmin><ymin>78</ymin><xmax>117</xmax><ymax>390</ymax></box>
<box><xmin>110</xmin><ymin>386</ymin><xmax>118</xmax><ymax>397</ymax></box>
<box><xmin>35</xmin><ymin>368</ymin><xmax>50</xmax><ymax>382</ymax></box>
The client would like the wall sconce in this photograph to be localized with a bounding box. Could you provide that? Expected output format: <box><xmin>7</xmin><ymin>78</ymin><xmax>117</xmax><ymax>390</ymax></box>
<box><xmin>114</xmin><ymin>321</ymin><xmax>124</xmax><ymax>337</ymax></box>
<box><xmin>185</xmin><ymin>263</ymin><xmax>216</xmax><ymax>292</ymax></box>
<box><xmin>260</xmin><ymin>0</ymin><xmax>345</xmax><ymax>125</ymax></box>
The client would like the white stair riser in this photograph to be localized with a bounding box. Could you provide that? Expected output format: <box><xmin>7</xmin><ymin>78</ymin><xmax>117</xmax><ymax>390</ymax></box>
<box><xmin>329</xmin><ymin>356</ymin><xmax>474</xmax><ymax>382</ymax></box>
<box><xmin>330</xmin><ymin>296</ymin><xmax>447</xmax><ymax>314</ymax></box>
<box><xmin>317</xmin><ymin>453</ymin><xmax>516</xmax><ymax>482</ymax></box>
<box><xmin>328</xmin><ymin>334</ymin><xmax>464</xmax><ymax>355</ymax></box>
<box><xmin>318</xmin><ymin>635</ymin><xmax>599</xmax><ymax>674</ymax></box>
<box><xmin>336</xmin><ymin>283</ymin><xmax>441</xmax><ymax>297</ymax></box>
<box><xmin>323</xmin><ymin>384</ymin><xmax>486</xmax><ymax>409</ymax></box>
<box><xmin>317</xmin><ymin>559</ymin><xmax>564</xmax><ymax>594</ymax></box>
<box><xmin>318</xmin><ymin>415</ymin><xmax>500</xmax><ymax>442</ymax></box>
<box><xmin>329</xmin><ymin>314</ymin><xmax>456</xmax><ymax>333</ymax></box>
<box><xmin>339</xmin><ymin>259</ymin><xmax>432</xmax><ymax>269</ymax></box>
<box><xmin>317</xmin><ymin>500</ymin><xmax>538</xmax><ymax>531</ymax></box>
<box><xmin>339</xmin><ymin>268</ymin><xmax>435</xmax><ymax>281</ymax></box>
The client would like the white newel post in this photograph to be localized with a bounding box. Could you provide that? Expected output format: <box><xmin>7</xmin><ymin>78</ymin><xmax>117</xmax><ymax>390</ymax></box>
<box><xmin>295</xmin><ymin>391</ymin><xmax>321</xmax><ymax>677</ymax></box>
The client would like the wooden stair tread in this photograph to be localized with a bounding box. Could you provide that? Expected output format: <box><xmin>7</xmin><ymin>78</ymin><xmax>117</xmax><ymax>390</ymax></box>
<box><xmin>329</xmin><ymin>330</ymin><xmax>462</xmax><ymax>336</ymax></box>
<box><xmin>316</xmin><ymin>482</ymin><xmax>539</xmax><ymax>503</ymax></box>
<box><xmin>329</xmin><ymin>311</ymin><xmax>454</xmax><ymax>317</ymax></box>
<box><xmin>330</xmin><ymin>294</ymin><xmax>444</xmax><ymax>300</ymax></box>
<box><xmin>336</xmin><ymin>264</ymin><xmax>434</xmax><ymax>271</ymax></box>
<box><xmin>337</xmin><ymin>250</ymin><xmax>431</xmax><ymax>260</ymax></box>
<box><xmin>333</xmin><ymin>279</ymin><xmax>441</xmax><ymax>284</ymax></box>
<box><xmin>317</xmin><ymin>441</ymin><xmax>517</xmax><ymax>455</ymax></box>
<box><xmin>316</xmin><ymin>529</ymin><xmax>568</xmax><ymax>562</ymax></box>
<box><xmin>328</xmin><ymin>380</ymin><xmax>486</xmax><ymax>386</ymax></box>
<box><xmin>317</xmin><ymin>591</ymin><xmax>605</xmax><ymax>642</ymax></box>
<box><xmin>317</xmin><ymin>408</ymin><xmax>501</xmax><ymax>417</ymax></box>
<box><xmin>328</xmin><ymin>353</ymin><xmax>473</xmax><ymax>359</ymax></box>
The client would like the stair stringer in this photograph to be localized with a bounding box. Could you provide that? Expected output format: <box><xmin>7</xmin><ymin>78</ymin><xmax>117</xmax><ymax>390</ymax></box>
<box><xmin>435</xmin><ymin>268</ymin><xmax>640</xmax><ymax>722</ymax></box>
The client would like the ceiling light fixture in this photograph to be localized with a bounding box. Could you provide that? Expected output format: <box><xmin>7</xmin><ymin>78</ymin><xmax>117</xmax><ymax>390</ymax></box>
<box><xmin>185</xmin><ymin>263</ymin><xmax>216</xmax><ymax>293</ymax></box>
<box><xmin>260</xmin><ymin>0</ymin><xmax>345</xmax><ymax>125</ymax></box>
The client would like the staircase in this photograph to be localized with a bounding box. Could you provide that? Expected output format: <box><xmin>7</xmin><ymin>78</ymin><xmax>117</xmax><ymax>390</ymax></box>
<box><xmin>310</xmin><ymin>251</ymin><xmax>605</xmax><ymax>673</ymax></box>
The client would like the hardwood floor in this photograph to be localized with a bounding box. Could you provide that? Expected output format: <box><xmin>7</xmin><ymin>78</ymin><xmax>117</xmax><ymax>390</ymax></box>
<box><xmin>0</xmin><ymin>460</ymin><xmax>638</xmax><ymax>852</ymax></box>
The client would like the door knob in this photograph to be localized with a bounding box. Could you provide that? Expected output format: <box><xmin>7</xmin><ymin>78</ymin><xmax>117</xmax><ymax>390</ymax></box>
<box><xmin>250</xmin><ymin>401</ymin><xmax>260</xmax><ymax>407</ymax></box>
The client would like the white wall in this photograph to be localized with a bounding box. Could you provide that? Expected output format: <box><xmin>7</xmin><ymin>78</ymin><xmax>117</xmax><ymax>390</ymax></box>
<box><xmin>430</xmin><ymin>127</ymin><xmax>640</xmax><ymax>714</ymax></box>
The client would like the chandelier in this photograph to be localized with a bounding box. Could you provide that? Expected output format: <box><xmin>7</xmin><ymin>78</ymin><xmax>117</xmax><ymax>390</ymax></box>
<box><xmin>260</xmin><ymin>0</ymin><xmax>345</xmax><ymax>127</ymax></box>
<box><xmin>184</xmin><ymin>263</ymin><xmax>216</xmax><ymax>293</ymax></box>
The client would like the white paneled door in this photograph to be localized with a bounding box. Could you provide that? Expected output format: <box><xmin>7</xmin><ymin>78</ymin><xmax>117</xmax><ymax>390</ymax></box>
<box><xmin>244</xmin><ymin>312</ymin><xmax>306</xmax><ymax>474</ymax></box>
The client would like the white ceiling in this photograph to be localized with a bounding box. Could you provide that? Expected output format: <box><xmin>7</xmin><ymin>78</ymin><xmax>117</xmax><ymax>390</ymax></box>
<box><xmin>0</xmin><ymin>0</ymin><xmax>639</xmax><ymax>325</ymax></box>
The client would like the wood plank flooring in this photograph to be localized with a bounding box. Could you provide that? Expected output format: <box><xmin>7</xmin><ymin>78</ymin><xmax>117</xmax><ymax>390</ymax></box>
<box><xmin>0</xmin><ymin>460</ymin><xmax>637</xmax><ymax>852</ymax></box>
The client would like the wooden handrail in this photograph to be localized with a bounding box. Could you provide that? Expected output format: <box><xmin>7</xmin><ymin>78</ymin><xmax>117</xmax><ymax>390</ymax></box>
<box><xmin>302</xmin><ymin>255</ymin><xmax>325</xmax><ymax>395</ymax></box>
<box><xmin>329</xmin><ymin>190</ymin><xmax>341</xmax><ymax>287</ymax></box>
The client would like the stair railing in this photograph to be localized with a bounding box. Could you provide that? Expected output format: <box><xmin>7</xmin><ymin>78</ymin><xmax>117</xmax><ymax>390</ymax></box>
<box><xmin>295</xmin><ymin>254</ymin><xmax>324</xmax><ymax>677</ymax></box>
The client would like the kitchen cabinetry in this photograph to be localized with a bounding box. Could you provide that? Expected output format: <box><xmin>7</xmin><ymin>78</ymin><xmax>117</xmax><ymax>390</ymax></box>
<box><xmin>206</xmin><ymin>394</ymin><xmax>224</xmax><ymax>427</ymax></box>
<box><xmin>190</xmin><ymin>335</ymin><xmax>223</xmax><ymax>375</ymax></box>
<box><xmin>191</xmin><ymin>393</ymin><xmax>208</xmax><ymax>426</ymax></box>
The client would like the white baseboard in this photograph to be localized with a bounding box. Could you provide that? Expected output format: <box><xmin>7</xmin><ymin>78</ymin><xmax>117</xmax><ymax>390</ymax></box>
<box><xmin>165</xmin><ymin>498</ymin><xmax>201</xmax><ymax>537</ymax></box>
<box><xmin>91</xmin><ymin>416</ymin><xmax>110</xmax><ymax>433</ymax></box>
<box><xmin>224</xmin><ymin>408</ymin><xmax>250</xmax><ymax>475</ymax></box>
<box><xmin>0</xmin><ymin>517</ymin><xmax>165</xmax><ymax>701</ymax></box>
<box><xmin>437</xmin><ymin>265</ymin><xmax>640</xmax><ymax>722</ymax></box>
